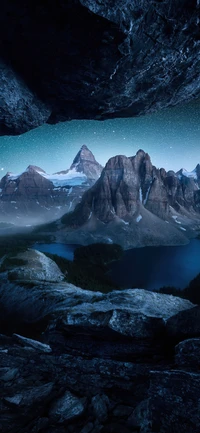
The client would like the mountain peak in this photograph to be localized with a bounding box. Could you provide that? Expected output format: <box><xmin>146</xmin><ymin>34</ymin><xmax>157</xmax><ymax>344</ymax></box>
<box><xmin>136</xmin><ymin>149</ymin><xmax>146</xmax><ymax>156</ymax></box>
<box><xmin>72</xmin><ymin>145</ymin><xmax>96</xmax><ymax>165</ymax></box>
<box><xmin>69</xmin><ymin>145</ymin><xmax>103</xmax><ymax>180</ymax></box>
<box><xmin>80</xmin><ymin>144</ymin><xmax>89</xmax><ymax>151</ymax></box>
<box><xmin>26</xmin><ymin>165</ymin><xmax>46</xmax><ymax>174</ymax></box>
<box><xmin>177</xmin><ymin>168</ymin><xmax>197</xmax><ymax>180</ymax></box>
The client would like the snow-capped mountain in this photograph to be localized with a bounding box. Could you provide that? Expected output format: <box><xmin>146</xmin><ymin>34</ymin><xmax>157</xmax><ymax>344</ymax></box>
<box><xmin>177</xmin><ymin>166</ymin><xmax>200</xmax><ymax>181</ymax></box>
<box><xmin>55</xmin><ymin>144</ymin><xmax>103</xmax><ymax>180</ymax></box>
<box><xmin>0</xmin><ymin>146</ymin><xmax>102</xmax><ymax>225</ymax></box>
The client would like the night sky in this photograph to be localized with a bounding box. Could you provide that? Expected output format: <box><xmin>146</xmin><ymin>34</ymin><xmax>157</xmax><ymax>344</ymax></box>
<box><xmin>0</xmin><ymin>99</ymin><xmax>199</xmax><ymax>176</ymax></box>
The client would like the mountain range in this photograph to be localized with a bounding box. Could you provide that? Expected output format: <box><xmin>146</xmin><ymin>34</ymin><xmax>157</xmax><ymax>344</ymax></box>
<box><xmin>0</xmin><ymin>145</ymin><xmax>102</xmax><ymax>225</ymax></box>
<box><xmin>56</xmin><ymin>150</ymin><xmax>200</xmax><ymax>248</ymax></box>
<box><xmin>1</xmin><ymin>147</ymin><xmax>200</xmax><ymax>248</ymax></box>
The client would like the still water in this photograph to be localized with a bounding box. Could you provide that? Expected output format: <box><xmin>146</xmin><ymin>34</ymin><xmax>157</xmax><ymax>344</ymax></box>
<box><xmin>32</xmin><ymin>239</ymin><xmax>200</xmax><ymax>290</ymax></box>
<box><xmin>109</xmin><ymin>239</ymin><xmax>200</xmax><ymax>290</ymax></box>
<box><xmin>32</xmin><ymin>243</ymin><xmax>79</xmax><ymax>261</ymax></box>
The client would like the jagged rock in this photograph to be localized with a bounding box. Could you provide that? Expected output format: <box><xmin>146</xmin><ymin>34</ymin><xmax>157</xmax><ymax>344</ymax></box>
<box><xmin>0</xmin><ymin>60</ymin><xmax>50</xmax><ymax>135</ymax></box>
<box><xmin>4</xmin><ymin>382</ymin><xmax>54</xmax><ymax>407</ymax></box>
<box><xmin>0</xmin><ymin>339</ymin><xmax>149</xmax><ymax>432</ymax></box>
<box><xmin>0</xmin><ymin>367</ymin><xmax>18</xmax><ymax>382</ymax></box>
<box><xmin>13</xmin><ymin>334</ymin><xmax>52</xmax><ymax>353</ymax></box>
<box><xmin>139</xmin><ymin>370</ymin><xmax>200</xmax><ymax>433</ymax></box>
<box><xmin>91</xmin><ymin>394</ymin><xmax>109</xmax><ymax>422</ymax></box>
<box><xmin>0</xmin><ymin>249</ymin><xmax>65</xmax><ymax>282</ymax></box>
<box><xmin>1</xmin><ymin>327</ymin><xmax>200</xmax><ymax>433</ymax></box>
<box><xmin>175</xmin><ymin>338</ymin><xmax>200</xmax><ymax>367</ymax></box>
<box><xmin>127</xmin><ymin>399</ymin><xmax>149</xmax><ymax>431</ymax></box>
<box><xmin>0</xmin><ymin>1</ymin><xmax>199</xmax><ymax>134</ymax></box>
<box><xmin>60</xmin><ymin>150</ymin><xmax>200</xmax><ymax>248</ymax></box>
<box><xmin>49</xmin><ymin>390</ymin><xmax>85</xmax><ymax>423</ymax></box>
<box><xmin>57</xmin><ymin>144</ymin><xmax>102</xmax><ymax>181</ymax></box>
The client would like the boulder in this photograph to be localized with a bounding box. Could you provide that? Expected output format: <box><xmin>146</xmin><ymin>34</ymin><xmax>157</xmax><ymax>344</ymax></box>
<box><xmin>4</xmin><ymin>382</ymin><xmax>54</xmax><ymax>408</ymax></box>
<box><xmin>91</xmin><ymin>394</ymin><xmax>110</xmax><ymax>422</ymax></box>
<box><xmin>49</xmin><ymin>390</ymin><xmax>85</xmax><ymax>423</ymax></box>
<box><xmin>139</xmin><ymin>370</ymin><xmax>200</xmax><ymax>433</ymax></box>
<box><xmin>175</xmin><ymin>338</ymin><xmax>200</xmax><ymax>367</ymax></box>
<box><xmin>166</xmin><ymin>306</ymin><xmax>200</xmax><ymax>340</ymax></box>
<box><xmin>0</xmin><ymin>249</ymin><xmax>65</xmax><ymax>283</ymax></box>
<box><xmin>13</xmin><ymin>333</ymin><xmax>52</xmax><ymax>353</ymax></box>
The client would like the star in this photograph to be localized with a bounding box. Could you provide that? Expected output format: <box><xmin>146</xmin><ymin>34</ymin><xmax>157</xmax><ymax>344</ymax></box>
<box><xmin>0</xmin><ymin>99</ymin><xmax>198</xmax><ymax>174</ymax></box>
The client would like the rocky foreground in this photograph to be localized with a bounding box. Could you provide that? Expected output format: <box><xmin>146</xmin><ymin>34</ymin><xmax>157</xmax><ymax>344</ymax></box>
<box><xmin>1</xmin><ymin>250</ymin><xmax>200</xmax><ymax>432</ymax></box>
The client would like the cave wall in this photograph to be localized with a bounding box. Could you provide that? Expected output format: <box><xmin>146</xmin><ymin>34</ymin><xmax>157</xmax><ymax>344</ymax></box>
<box><xmin>0</xmin><ymin>0</ymin><xmax>199</xmax><ymax>134</ymax></box>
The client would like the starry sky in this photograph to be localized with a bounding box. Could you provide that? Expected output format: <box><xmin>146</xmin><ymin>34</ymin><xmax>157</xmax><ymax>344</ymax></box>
<box><xmin>0</xmin><ymin>99</ymin><xmax>199</xmax><ymax>176</ymax></box>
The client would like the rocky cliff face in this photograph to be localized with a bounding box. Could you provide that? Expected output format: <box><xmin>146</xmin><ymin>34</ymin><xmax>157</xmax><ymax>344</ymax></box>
<box><xmin>56</xmin><ymin>144</ymin><xmax>103</xmax><ymax>181</ymax></box>
<box><xmin>0</xmin><ymin>166</ymin><xmax>69</xmax><ymax>224</ymax></box>
<box><xmin>0</xmin><ymin>1</ymin><xmax>199</xmax><ymax>134</ymax></box>
<box><xmin>0</xmin><ymin>147</ymin><xmax>102</xmax><ymax>225</ymax></box>
<box><xmin>60</xmin><ymin>149</ymin><xmax>200</xmax><ymax>247</ymax></box>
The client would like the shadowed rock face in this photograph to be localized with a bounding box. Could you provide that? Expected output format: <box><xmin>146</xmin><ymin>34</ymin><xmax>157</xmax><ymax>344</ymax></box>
<box><xmin>57</xmin><ymin>149</ymin><xmax>200</xmax><ymax>248</ymax></box>
<box><xmin>0</xmin><ymin>0</ymin><xmax>199</xmax><ymax>134</ymax></box>
<box><xmin>62</xmin><ymin>149</ymin><xmax>200</xmax><ymax>224</ymax></box>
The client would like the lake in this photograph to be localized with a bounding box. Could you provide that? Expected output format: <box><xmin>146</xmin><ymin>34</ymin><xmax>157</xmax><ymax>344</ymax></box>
<box><xmin>32</xmin><ymin>243</ymin><xmax>79</xmax><ymax>261</ymax></box>
<box><xmin>109</xmin><ymin>239</ymin><xmax>200</xmax><ymax>290</ymax></box>
<box><xmin>32</xmin><ymin>239</ymin><xmax>200</xmax><ymax>290</ymax></box>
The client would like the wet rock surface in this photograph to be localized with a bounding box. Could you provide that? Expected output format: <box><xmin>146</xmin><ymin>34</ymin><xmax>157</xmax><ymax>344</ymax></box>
<box><xmin>0</xmin><ymin>1</ymin><xmax>199</xmax><ymax>134</ymax></box>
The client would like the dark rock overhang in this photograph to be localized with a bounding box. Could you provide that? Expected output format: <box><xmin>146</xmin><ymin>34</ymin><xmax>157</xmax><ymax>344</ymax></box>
<box><xmin>0</xmin><ymin>0</ymin><xmax>199</xmax><ymax>135</ymax></box>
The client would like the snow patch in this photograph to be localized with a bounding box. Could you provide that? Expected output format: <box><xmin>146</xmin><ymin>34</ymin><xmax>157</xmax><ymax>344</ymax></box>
<box><xmin>139</xmin><ymin>187</ymin><xmax>143</xmax><ymax>203</ymax></box>
<box><xmin>107</xmin><ymin>238</ymin><xmax>113</xmax><ymax>244</ymax></box>
<box><xmin>121</xmin><ymin>219</ymin><xmax>129</xmax><ymax>225</ymax></box>
<box><xmin>136</xmin><ymin>215</ymin><xmax>142</xmax><ymax>223</ymax></box>
<box><xmin>179</xmin><ymin>168</ymin><xmax>197</xmax><ymax>180</ymax></box>
<box><xmin>42</xmin><ymin>168</ymin><xmax>87</xmax><ymax>187</ymax></box>
<box><xmin>172</xmin><ymin>216</ymin><xmax>181</xmax><ymax>225</ymax></box>
<box><xmin>143</xmin><ymin>182</ymin><xmax>152</xmax><ymax>205</ymax></box>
